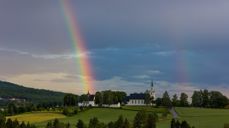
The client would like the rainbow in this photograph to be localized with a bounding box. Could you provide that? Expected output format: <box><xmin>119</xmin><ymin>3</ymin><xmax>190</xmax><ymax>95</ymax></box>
<box><xmin>60</xmin><ymin>0</ymin><xmax>95</xmax><ymax>93</ymax></box>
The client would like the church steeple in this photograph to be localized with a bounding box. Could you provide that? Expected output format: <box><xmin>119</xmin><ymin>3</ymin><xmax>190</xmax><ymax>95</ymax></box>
<box><xmin>151</xmin><ymin>81</ymin><xmax>154</xmax><ymax>87</ymax></box>
<box><xmin>149</xmin><ymin>80</ymin><xmax>156</xmax><ymax>100</ymax></box>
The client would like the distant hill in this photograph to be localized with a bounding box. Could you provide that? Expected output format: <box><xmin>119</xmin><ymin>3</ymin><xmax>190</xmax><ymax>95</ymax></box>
<box><xmin>0</xmin><ymin>81</ymin><xmax>67</xmax><ymax>105</ymax></box>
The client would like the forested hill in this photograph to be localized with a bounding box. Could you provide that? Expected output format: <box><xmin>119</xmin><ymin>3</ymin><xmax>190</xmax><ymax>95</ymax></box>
<box><xmin>0</xmin><ymin>81</ymin><xmax>66</xmax><ymax>104</ymax></box>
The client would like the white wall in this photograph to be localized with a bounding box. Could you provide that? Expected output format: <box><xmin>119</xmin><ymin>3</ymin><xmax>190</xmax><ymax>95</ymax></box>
<box><xmin>127</xmin><ymin>99</ymin><xmax>145</xmax><ymax>106</ymax></box>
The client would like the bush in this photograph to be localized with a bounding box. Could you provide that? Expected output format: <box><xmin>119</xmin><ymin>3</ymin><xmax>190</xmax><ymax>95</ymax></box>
<box><xmin>63</xmin><ymin>107</ymin><xmax>78</xmax><ymax>116</ymax></box>
<box><xmin>224</xmin><ymin>124</ymin><xmax>229</xmax><ymax>128</ymax></box>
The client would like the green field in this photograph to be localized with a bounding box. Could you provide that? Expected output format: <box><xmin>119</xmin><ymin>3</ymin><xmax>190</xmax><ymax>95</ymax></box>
<box><xmin>7</xmin><ymin>107</ymin><xmax>229</xmax><ymax>128</ymax></box>
<box><xmin>176</xmin><ymin>107</ymin><xmax>229</xmax><ymax>128</ymax></box>
<box><xmin>7</xmin><ymin>112</ymin><xmax>66</xmax><ymax>123</ymax></box>
<box><xmin>36</xmin><ymin>107</ymin><xmax>170</xmax><ymax>128</ymax></box>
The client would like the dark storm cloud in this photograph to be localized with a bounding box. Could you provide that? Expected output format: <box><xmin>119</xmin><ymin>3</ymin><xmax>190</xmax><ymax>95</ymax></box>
<box><xmin>0</xmin><ymin>0</ymin><xmax>229</xmax><ymax>93</ymax></box>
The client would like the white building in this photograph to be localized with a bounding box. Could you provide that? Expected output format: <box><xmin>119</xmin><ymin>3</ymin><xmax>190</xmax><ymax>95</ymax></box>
<box><xmin>78</xmin><ymin>94</ymin><xmax>95</xmax><ymax>107</ymax></box>
<box><xmin>127</xmin><ymin>81</ymin><xmax>156</xmax><ymax>106</ymax></box>
<box><xmin>127</xmin><ymin>93</ymin><xmax>146</xmax><ymax>106</ymax></box>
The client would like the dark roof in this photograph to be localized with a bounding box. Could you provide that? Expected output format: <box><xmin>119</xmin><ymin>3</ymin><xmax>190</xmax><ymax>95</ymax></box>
<box><xmin>127</xmin><ymin>93</ymin><xmax>145</xmax><ymax>100</ymax></box>
<box><xmin>89</xmin><ymin>95</ymin><xmax>95</xmax><ymax>101</ymax></box>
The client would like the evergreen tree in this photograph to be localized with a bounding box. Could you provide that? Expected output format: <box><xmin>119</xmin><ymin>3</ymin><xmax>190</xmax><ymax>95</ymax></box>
<box><xmin>114</xmin><ymin>115</ymin><xmax>124</xmax><ymax>128</ymax></box>
<box><xmin>76</xmin><ymin>119</ymin><xmax>85</xmax><ymax>128</ymax></box>
<box><xmin>107</xmin><ymin>122</ymin><xmax>115</xmax><ymax>128</ymax></box>
<box><xmin>144</xmin><ymin>113</ymin><xmax>157</xmax><ymax>128</ymax></box>
<box><xmin>161</xmin><ymin>91</ymin><xmax>172</xmax><ymax>108</ymax></box>
<box><xmin>6</xmin><ymin>119</ymin><xmax>13</xmax><ymax>128</ymax></box>
<box><xmin>191</xmin><ymin>91</ymin><xmax>202</xmax><ymax>107</ymax></box>
<box><xmin>46</xmin><ymin>122</ymin><xmax>52</xmax><ymax>128</ymax></box>
<box><xmin>133</xmin><ymin>110</ymin><xmax>147</xmax><ymax>128</ymax></box>
<box><xmin>123</xmin><ymin>118</ymin><xmax>130</xmax><ymax>128</ymax></box>
<box><xmin>180</xmin><ymin>93</ymin><xmax>189</xmax><ymax>107</ymax></box>
<box><xmin>201</xmin><ymin>90</ymin><xmax>209</xmax><ymax>108</ymax></box>
<box><xmin>171</xmin><ymin>119</ymin><xmax>176</xmax><ymax>128</ymax></box>
<box><xmin>145</xmin><ymin>93</ymin><xmax>151</xmax><ymax>105</ymax></box>
<box><xmin>0</xmin><ymin>114</ymin><xmax>6</xmax><ymax>128</ymax></box>
<box><xmin>172</xmin><ymin>94</ymin><xmax>179</xmax><ymax>107</ymax></box>
<box><xmin>20</xmin><ymin>121</ymin><xmax>26</xmax><ymax>128</ymax></box>
<box><xmin>95</xmin><ymin>92</ymin><xmax>103</xmax><ymax>106</ymax></box>
<box><xmin>181</xmin><ymin>121</ymin><xmax>191</xmax><ymax>128</ymax></box>
<box><xmin>175</xmin><ymin>120</ymin><xmax>181</xmax><ymax>128</ymax></box>
<box><xmin>88</xmin><ymin>117</ymin><xmax>99</xmax><ymax>128</ymax></box>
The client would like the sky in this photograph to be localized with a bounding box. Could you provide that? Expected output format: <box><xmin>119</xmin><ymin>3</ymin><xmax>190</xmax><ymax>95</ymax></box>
<box><xmin>0</xmin><ymin>0</ymin><xmax>229</xmax><ymax>97</ymax></box>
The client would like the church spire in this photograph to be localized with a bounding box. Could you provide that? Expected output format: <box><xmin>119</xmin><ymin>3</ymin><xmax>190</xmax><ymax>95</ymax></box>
<box><xmin>151</xmin><ymin>80</ymin><xmax>154</xmax><ymax>87</ymax></box>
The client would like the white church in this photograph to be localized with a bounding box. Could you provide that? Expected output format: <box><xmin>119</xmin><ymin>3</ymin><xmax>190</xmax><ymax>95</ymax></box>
<box><xmin>78</xmin><ymin>81</ymin><xmax>156</xmax><ymax>107</ymax></box>
<box><xmin>126</xmin><ymin>81</ymin><xmax>156</xmax><ymax>106</ymax></box>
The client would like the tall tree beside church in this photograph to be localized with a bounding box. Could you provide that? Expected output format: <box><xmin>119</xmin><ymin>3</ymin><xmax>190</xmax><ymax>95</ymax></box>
<box><xmin>95</xmin><ymin>92</ymin><xmax>103</xmax><ymax>106</ymax></box>
<box><xmin>180</xmin><ymin>93</ymin><xmax>189</xmax><ymax>107</ymax></box>
<box><xmin>161</xmin><ymin>91</ymin><xmax>172</xmax><ymax>107</ymax></box>
<box><xmin>172</xmin><ymin>94</ymin><xmax>179</xmax><ymax>106</ymax></box>
<box><xmin>192</xmin><ymin>91</ymin><xmax>202</xmax><ymax>107</ymax></box>
<box><xmin>145</xmin><ymin>93</ymin><xmax>151</xmax><ymax>105</ymax></box>
<box><xmin>64</xmin><ymin>94</ymin><xmax>78</xmax><ymax>106</ymax></box>
<box><xmin>201</xmin><ymin>89</ymin><xmax>209</xmax><ymax>107</ymax></box>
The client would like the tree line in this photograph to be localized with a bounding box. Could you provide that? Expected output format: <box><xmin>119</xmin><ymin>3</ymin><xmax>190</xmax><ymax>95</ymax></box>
<box><xmin>0</xmin><ymin>114</ymin><xmax>36</xmax><ymax>128</ymax></box>
<box><xmin>63</xmin><ymin>91</ymin><xmax>127</xmax><ymax>107</ymax></box>
<box><xmin>46</xmin><ymin>110</ymin><xmax>158</xmax><ymax>128</ymax></box>
<box><xmin>155</xmin><ymin>90</ymin><xmax>229</xmax><ymax>108</ymax></box>
<box><xmin>46</xmin><ymin>111</ymin><xmax>194</xmax><ymax>128</ymax></box>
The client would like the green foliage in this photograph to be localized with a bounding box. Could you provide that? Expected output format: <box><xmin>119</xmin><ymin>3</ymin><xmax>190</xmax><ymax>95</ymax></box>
<box><xmin>144</xmin><ymin>113</ymin><xmax>157</xmax><ymax>128</ymax></box>
<box><xmin>191</xmin><ymin>89</ymin><xmax>229</xmax><ymax>108</ymax></box>
<box><xmin>76</xmin><ymin>119</ymin><xmax>86</xmax><ymax>128</ymax></box>
<box><xmin>88</xmin><ymin>117</ymin><xmax>99</xmax><ymax>128</ymax></box>
<box><xmin>224</xmin><ymin>124</ymin><xmax>229</xmax><ymax>128</ymax></box>
<box><xmin>94</xmin><ymin>90</ymin><xmax>126</xmax><ymax>105</ymax></box>
<box><xmin>144</xmin><ymin>93</ymin><xmax>151</xmax><ymax>105</ymax></box>
<box><xmin>161</xmin><ymin>91</ymin><xmax>172</xmax><ymax>108</ymax></box>
<box><xmin>180</xmin><ymin>93</ymin><xmax>189</xmax><ymax>107</ymax></box>
<box><xmin>95</xmin><ymin>92</ymin><xmax>103</xmax><ymax>107</ymax></box>
<box><xmin>0</xmin><ymin>117</ymin><xmax>36</xmax><ymax>128</ymax></box>
<box><xmin>191</xmin><ymin>91</ymin><xmax>203</xmax><ymax>107</ymax></box>
<box><xmin>172</xmin><ymin>94</ymin><xmax>179</xmax><ymax>107</ymax></box>
<box><xmin>64</xmin><ymin>94</ymin><xmax>78</xmax><ymax>106</ymax></box>
<box><xmin>0</xmin><ymin>81</ymin><xmax>65</xmax><ymax>106</ymax></box>
<box><xmin>7</xmin><ymin>103</ymin><xmax>17</xmax><ymax>116</ymax></box>
<box><xmin>133</xmin><ymin>110</ymin><xmax>147</xmax><ymax>128</ymax></box>
<box><xmin>63</xmin><ymin>107</ymin><xmax>78</xmax><ymax>116</ymax></box>
<box><xmin>155</xmin><ymin>98</ymin><xmax>162</xmax><ymax>107</ymax></box>
<box><xmin>46</xmin><ymin>119</ymin><xmax>68</xmax><ymax>128</ymax></box>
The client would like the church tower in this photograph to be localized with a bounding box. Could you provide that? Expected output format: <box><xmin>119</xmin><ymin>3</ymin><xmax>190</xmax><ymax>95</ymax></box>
<box><xmin>149</xmin><ymin>81</ymin><xmax>156</xmax><ymax>100</ymax></box>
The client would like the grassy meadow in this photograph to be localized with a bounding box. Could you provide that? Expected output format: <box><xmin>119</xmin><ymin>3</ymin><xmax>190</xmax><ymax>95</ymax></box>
<box><xmin>176</xmin><ymin>107</ymin><xmax>229</xmax><ymax>128</ymax></box>
<box><xmin>7</xmin><ymin>112</ymin><xmax>66</xmax><ymax>123</ymax></box>
<box><xmin>6</xmin><ymin>107</ymin><xmax>229</xmax><ymax>128</ymax></box>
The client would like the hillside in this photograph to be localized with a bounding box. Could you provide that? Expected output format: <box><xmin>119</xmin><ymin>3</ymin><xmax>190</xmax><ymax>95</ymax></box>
<box><xmin>0</xmin><ymin>81</ymin><xmax>66</xmax><ymax>105</ymax></box>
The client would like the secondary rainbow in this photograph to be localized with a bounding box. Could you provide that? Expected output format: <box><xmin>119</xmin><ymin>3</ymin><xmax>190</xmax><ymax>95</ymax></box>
<box><xmin>60</xmin><ymin>0</ymin><xmax>95</xmax><ymax>93</ymax></box>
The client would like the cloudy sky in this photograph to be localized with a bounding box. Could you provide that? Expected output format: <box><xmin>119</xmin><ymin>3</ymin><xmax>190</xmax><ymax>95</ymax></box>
<box><xmin>0</xmin><ymin>0</ymin><xmax>229</xmax><ymax>97</ymax></box>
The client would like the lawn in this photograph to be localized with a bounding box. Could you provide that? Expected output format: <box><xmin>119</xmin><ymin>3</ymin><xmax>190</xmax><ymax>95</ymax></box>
<box><xmin>35</xmin><ymin>107</ymin><xmax>170</xmax><ymax>128</ymax></box>
<box><xmin>176</xmin><ymin>107</ymin><xmax>229</xmax><ymax>128</ymax></box>
<box><xmin>7</xmin><ymin>112</ymin><xmax>66</xmax><ymax>123</ymax></box>
<box><xmin>122</xmin><ymin>106</ymin><xmax>168</xmax><ymax>113</ymax></box>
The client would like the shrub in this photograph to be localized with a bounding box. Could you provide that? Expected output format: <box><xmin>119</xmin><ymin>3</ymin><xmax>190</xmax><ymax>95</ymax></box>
<box><xmin>224</xmin><ymin>124</ymin><xmax>229</xmax><ymax>128</ymax></box>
